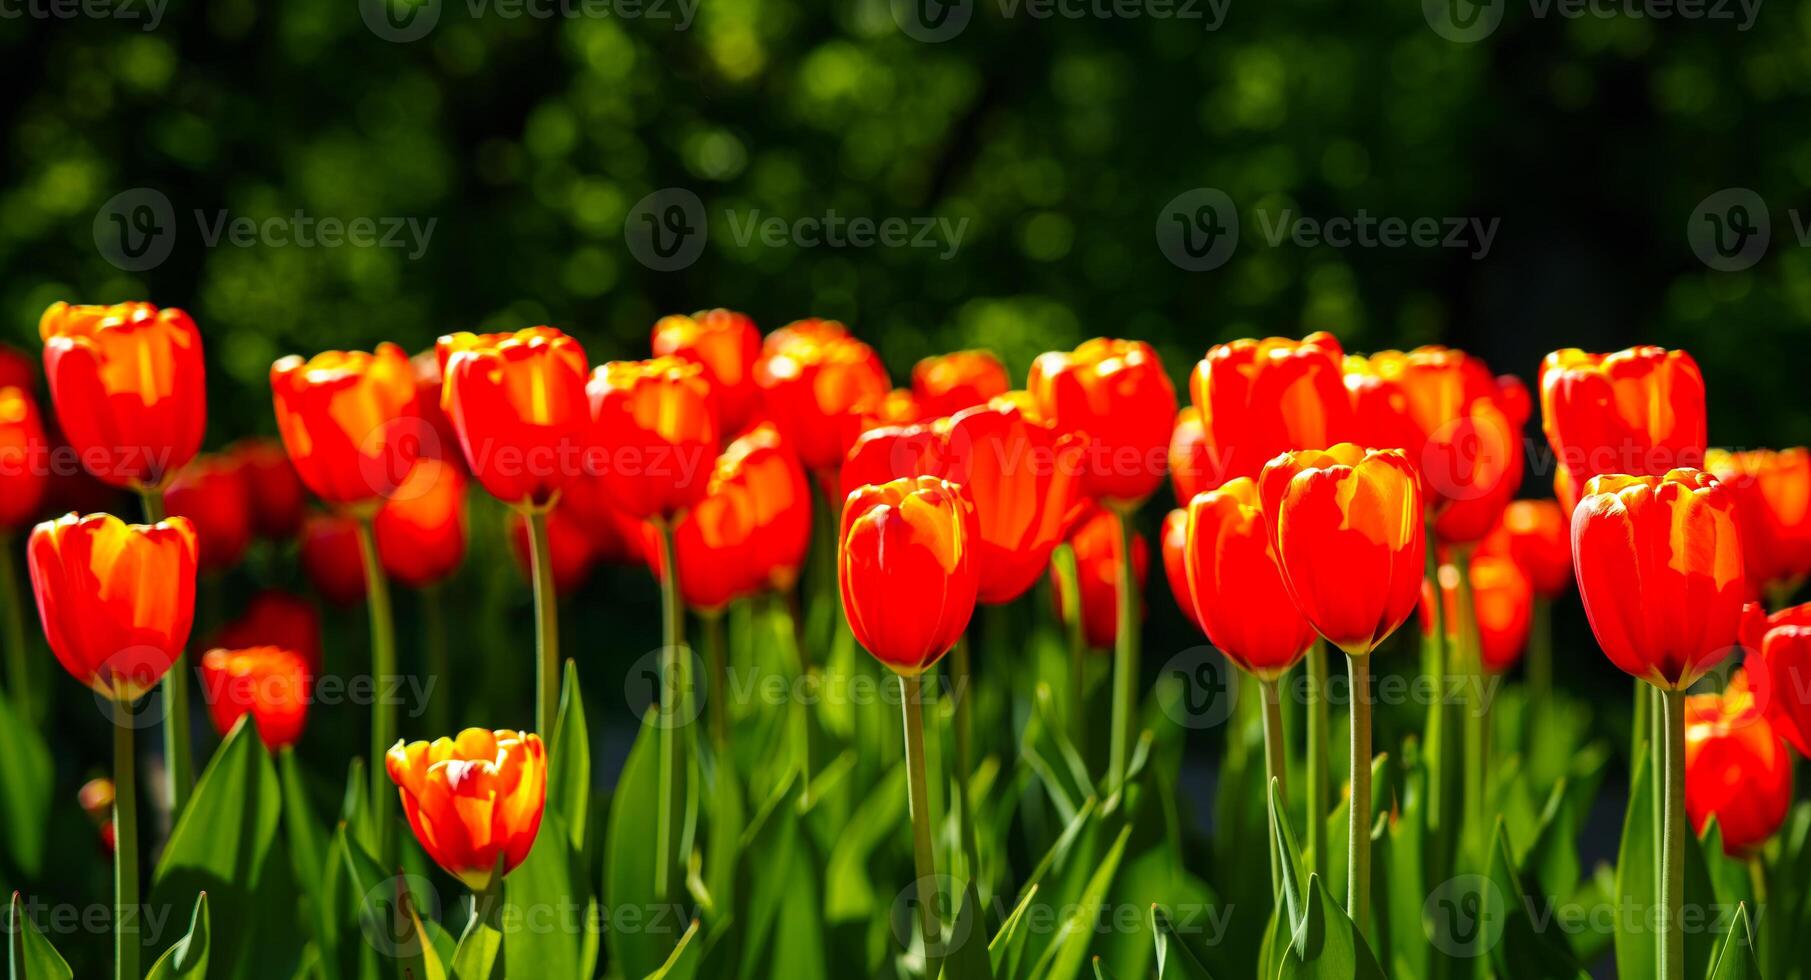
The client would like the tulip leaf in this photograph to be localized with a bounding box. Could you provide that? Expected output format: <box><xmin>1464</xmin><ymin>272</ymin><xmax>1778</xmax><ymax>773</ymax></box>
<box><xmin>1706</xmin><ymin>903</ymin><xmax>1760</xmax><ymax>980</ymax></box>
<box><xmin>1090</xmin><ymin>957</ymin><xmax>1119</xmax><ymax>980</ymax></box>
<box><xmin>605</xmin><ymin>709</ymin><xmax>680</xmax><ymax>979</ymax></box>
<box><xmin>1029</xmin><ymin>824</ymin><xmax>1133</xmax><ymax>980</ymax></box>
<box><xmin>1151</xmin><ymin>905</ymin><xmax>1218</xmax><ymax>979</ymax></box>
<box><xmin>1276</xmin><ymin>874</ymin><xmax>1385</xmax><ymax>980</ymax></box>
<box><xmin>337</xmin><ymin>824</ymin><xmax>445</xmax><ymax>980</ymax></box>
<box><xmin>642</xmin><ymin>917</ymin><xmax>704</xmax><ymax>979</ymax></box>
<box><xmin>8</xmin><ymin>892</ymin><xmax>72</xmax><ymax>980</ymax></box>
<box><xmin>144</xmin><ymin>893</ymin><xmax>210</xmax><ymax>980</ymax></box>
<box><xmin>1483</xmin><ymin>818</ymin><xmax>1588</xmax><ymax>980</ymax></box>
<box><xmin>503</xmin><ymin>812</ymin><xmax>591</xmax><ymax>979</ymax></box>
<box><xmin>448</xmin><ymin>888</ymin><xmax>504</xmax><ymax>980</ymax></box>
<box><xmin>151</xmin><ymin>717</ymin><xmax>283</xmax><ymax>979</ymax></box>
<box><xmin>939</xmin><ymin>880</ymin><xmax>995</xmax><ymax>980</ymax></box>
<box><xmin>0</xmin><ymin>692</ymin><xmax>50</xmax><ymax>880</ymax></box>
<box><xmin>278</xmin><ymin>748</ymin><xmax>339</xmax><ymax>963</ymax></box>
<box><xmin>987</xmin><ymin>884</ymin><xmax>1037</xmax><ymax>979</ymax></box>
<box><xmin>1612</xmin><ymin>750</ymin><xmax>1720</xmax><ymax>980</ymax></box>
<box><xmin>823</xmin><ymin>763</ymin><xmax>905</xmax><ymax>922</ymax></box>
<box><xmin>549</xmin><ymin>659</ymin><xmax>591</xmax><ymax>857</ymax></box>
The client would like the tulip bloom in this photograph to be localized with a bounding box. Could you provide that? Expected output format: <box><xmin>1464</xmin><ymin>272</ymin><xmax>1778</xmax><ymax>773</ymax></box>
<box><xmin>558</xmin><ymin>474</ymin><xmax>648</xmax><ymax>566</ymax></box>
<box><xmin>410</xmin><ymin>349</ymin><xmax>465</xmax><ymax>470</ymax></box>
<box><xmin>1742</xmin><ymin>603</ymin><xmax>1811</xmax><ymax>759</ymax></box>
<box><xmin>839</xmin><ymin>477</ymin><xmax>978</xmax><ymax>674</ymax></box>
<box><xmin>507</xmin><ymin>506</ymin><xmax>596</xmax><ymax>597</ymax></box>
<box><xmin>874</xmin><ymin>388</ymin><xmax>924</xmax><ymax>426</ymax></box>
<box><xmin>26</xmin><ymin>512</ymin><xmax>198</xmax><ymax>700</ymax></box>
<box><xmin>715</xmin><ymin>423</ymin><xmax>811</xmax><ymax>591</ymax></box>
<box><xmin>299</xmin><ymin>513</ymin><xmax>367</xmax><ymax>606</ymax></box>
<box><xmin>1259</xmin><ymin>444</ymin><xmax>1425</xmax><ymax>658</ymax></box>
<box><xmin>228</xmin><ymin>437</ymin><xmax>306</xmax><ymax>540</ymax></box>
<box><xmin>386</xmin><ymin>729</ymin><xmax>547</xmax><ymax>892</ymax></box>
<box><xmin>912</xmin><ymin>350</ymin><xmax>1010</xmax><ymax>418</ymax></box>
<box><xmin>0</xmin><ymin>345</ymin><xmax>34</xmax><ymax>393</ymax></box>
<box><xmin>1571</xmin><ymin>470</ymin><xmax>1746</xmax><ymax>691</ymax></box>
<box><xmin>214</xmin><ymin>590</ymin><xmax>322</xmax><ymax>675</ymax></box>
<box><xmin>1161</xmin><ymin>509</ymin><xmax>1200</xmax><ymax>630</ymax></box>
<box><xmin>763</xmin><ymin>317</ymin><xmax>850</xmax><ymax>355</ymax></box>
<box><xmin>39</xmin><ymin>302</ymin><xmax>206</xmax><ymax>491</ymax></box>
<box><xmin>374</xmin><ymin>458</ymin><xmax>467</xmax><ymax>588</ymax></box>
<box><xmin>1419</xmin><ymin>554</ymin><xmax>1533</xmax><ymax>673</ymax></box>
<box><xmin>1706</xmin><ymin>448</ymin><xmax>1811</xmax><ymax>599</ymax></box>
<box><xmin>1192</xmin><ymin>332</ymin><xmax>1352</xmax><ymax>484</ymax></box>
<box><xmin>271</xmin><ymin>344</ymin><xmax>422</xmax><ymax>508</ymax></box>
<box><xmin>165</xmin><ymin>454</ymin><xmax>253</xmax><ymax>573</ymax></box>
<box><xmin>1183</xmin><ymin>478</ymin><xmax>1318</xmax><ymax>679</ymax></box>
<box><xmin>1480</xmin><ymin>499</ymin><xmax>1572</xmax><ymax>599</ymax></box>
<box><xmin>1683</xmin><ymin>671</ymin><xmax>1793</xmax><ymax>856</ymax></box>
<box><xmin>1052</xmin><ymin>503</ymin><xmax>1149</xmax><ymax>651</ymax></box>
<box><xmin>1029</xmin><ymin>338</ymin><xmax>1177</xmax><ymax>506</ymax></box>
<box><xmin>199</xmin><ymin>646</ymin><xmax>310</xmax><ymax>750</ymax></box>
<box><xmin>439</xmin><ymin>327</ymin><xmax>590</xmax><ymax>510</ymax></box>
<box><xmin>652</xmin><ymin>309</ymin><xmax>761</xmax><ymax>436</ymax></box>
<box><xmin>651</xmin><ymin>478</ymin><xmax>759</xmax><ymax>613</ymax></box>
<box><xmin>1168</xmin><ymin>407</ymin><xmax>1221</xmax><ymax>504</ymax></box>
<box><xmin>755</xmin><ymin>335</ymin><xmax>891</xmax><ymax>474</ymax></box>
<box><xmin>0</xmin><ymin>386</ymin><xmax>49</xmax><ymax>531</ymax></box>
<box><xmin>587</xmin><ymin>357</ymin><xmax>720</xmax><ymax>521</ymax></box>
<box><xmin>1540</xmin><ymin>347</ymin><xmax>1707</xmax><ymax>510</ymax></box>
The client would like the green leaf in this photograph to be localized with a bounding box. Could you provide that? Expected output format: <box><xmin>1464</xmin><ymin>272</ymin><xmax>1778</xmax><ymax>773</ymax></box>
<box><xmin>1276</xmin><ymin>874</ymin><xmax>1385</xmax><ymax>980</ymax></box>
<box><xmin>1030</xmin><ymin>825</ymin><xmax>1133</xmax><ymax>980</ymax></box>
<box><xmin>337</xmin><ymin>824</ymin><xmax>445</xmax><ymax>980</ymax></box>
<box><xmin>643</xmin><ymin>918</ymin><xmax>704</xmax><ymax>980</ymax></box>
<box><xmin>8</xmin><ymin>892</ymin><xmax>72</xmax><ymax>980</ymax></box>
<box><xmin>1090</xmin><ymin>957</ymin><xmax>1119</xmax><ymax>980</ymax></box>
<box><xmin>605</xmin><ymin>710</ymin><xmax>681</xmax><ymax>978</ymax></box>
<box><xmin>987</xmin><ymin>884</ymin><xmax>1037</xmax><ymax>979</ymax></box>
<box><xmin>1707</xmin><ymin>903</ymin><xmax>1761</xmax><ymax>980</ymax></box>
<box><xmin>448</xmin><ymin>893</ymin><xmax>503</xmax><ymax>980</ymax></box>
<box><xmin>145</xmin><ymin>893</ymin><xmax>210</xmax><ymax>980</ymax></box>
<box><xmin>1151</xmin><ymin>905</ymin><xmax>1217</xmax><ymax>979</ymax></box>
<box><xmin>0</xmin><ymin>692</ymin><xmax>50</xmax><ymax>879</ymax></box>
<box><xmin>823</xmin><ymin>764</ymin><xmax>905</xmax><ymax>922</ymax></box>
<box><xmin>1483</xmin><ymin>819</ymin><xmax>1588</xmax><ymax>980</ymax></box>
<box><xmin>278</xmin><ymin>748</ymin><xmax>338</xmax><ymax>963</ymax></box>
<box><xmin>549</xmin><ymin>659</ymin><xmax>591</xmax><ymax>857</ymax></box>
<box><xmin>939</xmin><ymin>881</ymin><xmax>994</xmax><ymax>980</ymax></box>
<box><xmin>503</xmin><ymin>813</ymin><xmax>589</xmax><ymax>979</ymax></box>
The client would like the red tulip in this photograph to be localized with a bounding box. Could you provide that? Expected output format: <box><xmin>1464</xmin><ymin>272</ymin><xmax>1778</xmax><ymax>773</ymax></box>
<box><xmin>557</xmin><ymin>474</ymin><xmax>648</xmax><ymax>566</ymax></box>
<box><xmin>873</xmin><ymin>388</ymin><xmax>924</xmax><ymax>426</ymax></box>
<box><xmin>1571</xmin><ymin>470</ymin><xmax>1745</xmax><ymax>690</ymax></box>
<box><xmin>1497</xmin><ymin>374</ymin><xmax>1533</xmax><ymax>430</ymax></box>
<box><xmin>762</xmin><ymin>317</ymin><xmax>851</xmax><ymax>355</ymax></box>
<box><xmin>508</xmin><ymin>506</ymin><xmax>596</xmax><ymax>596</ymax></box>
<box><xmin>1161</xmin><ymin>509</ymin><xmax>1199</xmax><ymax>630</ymax></box>
<box><xmin>299</xmin><ymin>512</ymin><xmax>366</xmax><ymax>606</ymax></box>
<box><xmin>0</xmin><ymin>345</ymin><xmax>35</xmax><ymax>393</ymax></box>
<box><xmin>715</xmin><ymin>423</ymin><xmax>811</xmax><ymax>591</ymax></box>
<box><xmin>1053</xmin><ymin>503</ymin><xmax>1149</xmax><ymax>651</ymax></box>
<box><xmin>755</xmin><ymin>335</ymin><xmax>891</xmax><ymax>474</ymax></box>
<box><xmin>912</xmin><ymin>350</ymin><xmax>1010</xmax><ymax>419</ymax></box>
<box><xmin>213</xmin><ymin>590</ymin><xmax>322</xmax><ymax>675</ymax></box>
<box><xmin>587</xmin><ymin>357</ymin><xmax>720</xmax><ymax>522</ymax></box>
<box><xmin>1478</xmin><ymin>499</ymin><xmax>1572</xmax><ymax>599</ymax></box>
<box><xmin>1683</xmin><ymin>670</ymin><xmax>1793</xmax><ymax>855</ymax></box>
<box><xmin>1540</xmin><ymin>347</ymin><xmax>1706</xmax><ymax>511</ymax></box>
<box><xmin>439</xmin><ymin>327</ymin><xmax>590</xmax><ymax>510</ymax></box>
<box><xmin>839</xmin><ymin>477</ymin><xmax>978</xmax><ymax>674</ymax></box>
<box><xmin>1029</xmin><ymin>338</ymin><xmax>1176</xmax><ymax>507</ymax></box>
<box><xmin>386</xmin><ymin>729</ymin><xmax>546</xmax><ymax>892</ymax></box>
<box><xmin>1167</xmin><ymin>407</ymin><xmax>1221</xmax><ymax>505</ymax></box>
<box><xmin>652</xmin><ymin>309</ymin><xmax>761</xmax><ymax>436</ymax></box>
<box><xmin>270</xmin><ymin>344</ymin><xmax>422</xmax><ymax>508</ymax></box>
<box><xmin>165</xmin><ymin>454</ymin><xmax>253</xmax><ymax>573</ymax></box>
<box><xmin>26</xmin><ymin>512</ymin><xmax>197</xmax><ymax>700</ymax></box>
<box><xmin>1750</xmin><ymin>610</ymin><xmax>1811</xmax><ymax>759</ymax></box>
<box><xmin>648</xmin><ymin>475</ymin><xmax>759</xmax><ymax>613</ymax></box>
<box><xmin>1182</xmin><ymin>478</ymin><xmax>1318</xmax><ymax>678</ymax></box>
<box><xmin>39</xmin><ymin>302</ymin><xmax>206</xmax><ymax>491</ymax></box>
<box><xmin>374</xmin><ymin>458</ymin><xmax>467</xmax><ymax>588</ymax></box>
<box><xmin>1191</xmin><ymin>332</ymin><xmax>1351</xmax><ymax>484</ymax></box>
<box><xmin>1259</xmin><ymin>444</ymin><xmax>1425</xmax><ymax>657</ymax></box>
<box><xmin>410</xmin><ymin>348</ymin><xmax>465</xmax><ymax>470</ymax></box>
<box><xmin>1419</xmin><ymin>554</ymin><xmax>1533</xmax><ymax>673</ymax></box>
<box><xmin>228</xmin><ymin>437</ymin><xmax>307</xmax><ymax>540</ymax></box>
<box><xmin>199</xmin><ymin>646</ymin><xmax>310</xmax><ymax>751</ymax></box>
<box><xmin>0</xmin><ymin>386</ymin><xmax>50</xmax><ymax>531</ymax></box>
<box><xmin>1706</xmin><ymin>448</ymin><xmax>1811</xmax><ymax>596</ymax></box>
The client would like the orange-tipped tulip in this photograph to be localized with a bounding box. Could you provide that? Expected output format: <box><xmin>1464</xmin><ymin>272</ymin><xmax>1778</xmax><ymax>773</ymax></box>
<box><xmin>439</xmin><ymin>327</ymin><xmax>590</xmax><ymax>510</ymax></box>
<box><xmin>1053</xmin><ymin>503</ymin><xmax>1149</xmax><ymax>651</ymax></box>
<box><xmin>270</xmin><ymin>344</ymin><xmax>422</xmax><ymax>508</ymax></box>
<box><xmin>762</xmin><ymin>317</ymin><xmax>850</xmax><ymax>355</ymax></box>
<box><xmin>839</xmin><ymin>477</ymin><xmax>978</xmax><ymax>674</ymax></box>
<box><xmin>1479</xmin><ymin>499</ymin><xmax>1572</xmax><ymax>599</ymax></box>
<box><xmin>650</xmin><ymin>476</ymin><xmax>760</xmax><ymax>613</ymax></box>
<box><xmin>1183</xmin><ymin>478</ymin><xmax>1318</xmax><ymax>679</ymax></box>
<box><xmin>1540</xmin><ymin>347</ymin><xmax>1707</xmax><ymax>510</ymax></box>
<box><xmin>39</xmin><ymin>302</ymin><xmax>206</xmax><ymax>491</ymax></box>
<box><xmin>1683</xmin><ymin>670</ymin><xmax>1793</xmax><ymax>856</ymax></box>
<box><xmin>755</xmin><ymin>335</ymin><xmax>891</xmax><ymax>474</ymax></box>
<box><xmin>587</xmin><ymin>357</ymin><xmax>720</xmax><ymax>521</ymax></box>
<box><xmin>1706</xmin><ymin>448</ymin><xmax>1811</xmax><ymax>596</ymax></box>
<box><xmin>26</xmin><ymin>512</ymin><xmax>197</xmax><ymax>700</ymax></box>
<box><xmin>1743</xmin><ymin>602</ymin><xmax>1811</xmax><ymax>758</ymax></box>
<box><xmin>1192</xmin><ymin>332</ymin><xmax>1352</xmax><ymax>484</ymax></box>
<box><xmin>912</xmin><ymin>350</ymin><xmax>1010</xmax><ymax>419</ymax></box>
<box><xmin>214</xmin><ymin>590</ymin><xmax>322</xmax><ymax>675</ymax></box>
<box><xmin>1571</xmin><ymin>470</ymin><xmax>1745</xmax><ymax>690</ymax></box>
<box><xmin>1260</xmin><ymin>444</ymin><xmax>1425</xmax><ymax>657</ymax></box>
<box><xmin>0</xmin><ymin>386</ymin><xmax>50</xmax><ymax>531</ymax></box>
<box><xmin>1419</xmin><ymin>554</ymin><xmax>1533</xmax><ymax>673</ymax></box>
<box><xmin>228</xmin><ymin>437</ymin><xmax>307</xmax><ymax>540</ymax></box>
<box><xmin>374</xmin><ymin>458</ymin><xmax>468</xmax><ymax>588</ymax></box>
<box><xmin>652</xmin><ymin>309</ymin><xmax>761</xmax><ymax>436</ymax></box>
<box><xmin>386</xmin><ymin>729</ymin><xmax>547</xmax><ymax>892</ymax></box>
<box><xmin>199</xmin><ymin>646</ymin><xmax>310</xmax><ymax>751</ymax></box>
<box><xmin>299</xmin><ymin>512</ymin><xmax>366</xmax><ymax>607</ymax></box>
<box><xmin>1029</xmin><ymin>338</ymin><xmax>1177</xmax><ymax>507</ymax></box>
<box><xmin>165</xmin><ymin>454</ymin><xmax>253</xmax><ymax>573</ymax></box>
<box><xmin>715</xmin><ymin>423</ymin><xmax>811</xmax><ymax>592</ymax></box>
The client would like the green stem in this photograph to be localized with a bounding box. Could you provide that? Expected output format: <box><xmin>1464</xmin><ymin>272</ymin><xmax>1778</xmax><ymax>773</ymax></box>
<box><xmin>703</xmin><ymin>611</ymin><xmax>727</xmax><ymax>750</ymax></box>
<box><xmin>1421</xmin><ymin>513</ymin><xmax>1446</xmax><ymax>841</ymax></box>
<box><xmin>900</xmin><ymin>672</ymin><xmax>943</xmax><ymax>979</ymax></box>
<box><xmin>1650</xmin><ymin>681</ymin><xmax>1663</xmax><ymax>937</ymax></box>
<box><xmin>524</xmin><ymin>509</ymin><xmax>560</xmax><ymax>742</ymax></box>
<box><xmin>951</xmin><ymin>633</ymin><xmax>980</xmax><ymax>886</ymax></box>
<box><xmin>0</xmin><ymin>533</ymin><xmax>36</xmax><ymax>728</ymax></box>
<box><xmin>1053</xmin><ymin>543</ymin><xmax>1087</xmax><ymax>748</ymax></box>
<box><xmin>1455</xmin><ymin>548</ymin><xmax>1485</xmax><ymax>858</ymax></box>
<box><xmin>653</xmin><ymin>519</ymin><xmax>684</xmax><ymax>901</ymax></box>
<box><xmin>353</xmin><ymin>516</ymin><xmax>397</xmax><ymax>868</ymax></box>
<box><xmin>113</xmin><ymin>708</ymin><xmax>139</xmax><ymax>980</ymax></box>
<box><xmin>1660</xmin><ymin>688</ymin><xmax>1685</xmax><ymax>980</ymax></box>
<box><xmin>1528</xmin><ymin>597</ymin><xmax>1552</xmax><ymax>718</ymax></box>
<box><xmin>450</xmin><ymin>880</ymin><xmax>505</xmax><ymax>980</ymax></box>
<box><xmin>139</xmin><ymin>487</ymin><xmax>192</xmax><ymax>819</ymax></box>
<box><xmin>422</xmin><ymin>585</ymin><xmax>451</xmax><ymax>736</ymax></box>
<box><xmin>1305</xmin><ymin>641</ymin><xmax>1329</xmax><ymax>880</ymax></box>
<box><xmin>1347</xmin><ymin>655</ymin><xmax>1372</xmax><ymax>931</ymax></box>
<box><xmin>1260</xmin><ymin>676</ymin><xmax>1287</xmax><ymax>898</ymax></box>
<box><xmin>775</xmin><ymin>592</ymin><xmax>813</xmax><ymax>806</ymax></box>
<box><xmin>1107</xmin><ymin>508</ymin><xmax>1140</xmax><ymax>793</ymax></box>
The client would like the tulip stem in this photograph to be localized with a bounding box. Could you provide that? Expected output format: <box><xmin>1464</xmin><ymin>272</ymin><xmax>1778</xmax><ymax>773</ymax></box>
<box><xmin>950</xmin><ymin>633</ymin><xmax>980</xmax><ymax>887</ymax></box>
<box><xmin>112</xmin><ymin>705</ymin><xmax>139</xmax><ymax>980</ymax></box>
<box><xmin>900</xmin><ymin>672</ymin><xmax>943</xmax><ymax>979</ymax></box>
<box><xmin>1107</xmin><ymin>508</ymin><xmax>1140</xmax><ymax>794</ymax></box>
<box><xmin>422</xmin><ymin>585</ymin><xmax>451</xmax><ymax>736</ymax></box>
<box><xmin>353</xmin><ymin>516</ymin><xmax>397</xmax><ymax>868</ymax></box>
<box><xmin>0</xmin><ymin>534</ymin><xmax>37</xmax><ymax>728</ymax></box>
<box><xmin>703</xmin><ymin>611</ymin><xmax>727</xmax><ymax>750</ymax></box>
<box><xmin>139</xmin><ymin>487</ymin><xmax>192</xmax><ymax>819</ymax></box>
<box><xmin>1421</xmin><ymin>513</ymin><xmax>1447</xmax><ymax>845</ymax></box>
<box><xmin>653</xmin><ymin>518</ymin><xmax>684</xmax><ymax>902</ymax></box>
<box><xmin>1052</xmin><ymin>543</ymin><xmax>1087</xmax><ymax>748</ymax></box>
<box><xmin>524</xmin><ymin>509</ymin><xmax>560</xmax><ymax>745</ymax></box>
<box><xmin>1455</xmin><ymin>548</ymin><xmax>1485</xmax><ymax>860</ymax></box>
<box><xmin>1260</xmin><ymin>676</ymin><xmax>1287</xmax><ymax>897</ymax></box>
<box><xmin>1346</xmin><ymin>654</ymin><xmax>1372</xmax><ymax>932</ymax></box>
<box><xmin>1528</xmin><ymin>597</ymin><xmax>1552</xmax><ymax>724</ymax></box>
<box><xmin>1305</xmin><ymin>640</ymin><xmax>1329</xmax><ymax>881</ymax></box>
<box><xmin>1660</xmin><ymin>687</ymin><xmax>1685</xmax><ymax>980</ymax></box>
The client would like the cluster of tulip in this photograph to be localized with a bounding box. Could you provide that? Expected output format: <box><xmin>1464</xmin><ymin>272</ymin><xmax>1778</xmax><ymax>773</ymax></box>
<box><xmin>5</xmin><ymin>295</ymin><xmax>1811</xmax><ymax>979</ymax></box>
